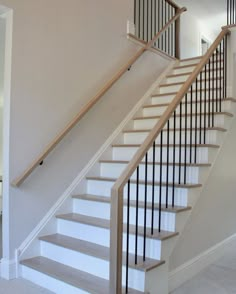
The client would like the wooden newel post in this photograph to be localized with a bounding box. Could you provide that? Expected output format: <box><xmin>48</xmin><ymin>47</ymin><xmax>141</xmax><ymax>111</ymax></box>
<box><xmin>110</xmin><ymin>187</ymin><xmax>124</xmax><ymax>294</ymax></box>
<box><xmin>175</xmin><ymin>8</ymin><xmax>181</xmax><ymax>59</ymax></box>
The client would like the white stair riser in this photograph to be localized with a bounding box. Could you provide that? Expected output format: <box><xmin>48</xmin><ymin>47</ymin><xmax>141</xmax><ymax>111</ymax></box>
<box><xmin>57</xmin><ymin>218</ymin><xmax>162</xmax><ymax>259</ymax></box>
<box><xmin>144</xmin><ymin>100</ymin><xmax>232</xmax><ymax>117</ymax></box>
<box><xmin>166</xmin><ymin>75</ymin><xmax>190</xmax><ymax>84</ymax></box>
<box><xmin>100</xmin><ymin>162</ymin><xmax>201</xmax><ymax>184</ymax></box>
<box><xmin>151</xmin><ymin>94</ymin><xmax>176</xmax><ymax>104</ymax></box>
<box><xmin>178</xmin><ymin>59</ymin><xmax>201</xmax><ymax>66</ymax></box>
<box><xmin>21</xmin><ymin>266</ymin><xmax>88</xmax><ymax>294</ymax></box>
<box><xmin>166</xmin><ymin>70</ymin><xmax>224</xmax><ymax>84</ymax></box>
<box><xmin>112</xmin><ymin>146</ymin><xmax>214</xmax><ymax>163</ymax></box>
<box><xmin>123</xmin><ymin>130</ymin><xmax>222</xmax><ymax>145</ymax></box>
<box><xmin>173</xmin><ymin>66</ymin><xmax>196</xmax><ymax>75</ymax></box>
<box><xmin>159</xmin><ymin>84</ymin><xmax>182</xmax><ymax>94</ymax></box>
<box><xmin>142</xmin><ymin>105</ymin><xmax>168</xmax><ymax>116</ymax></box>
<box><xmin>72</xmin><ymin>199</ymin><xmax>176</xmax><ymax>232</ymax></box>
<box><xmin>87</xmin><ymin>179</ymin><xmax>192</xmax><ymax>206</ymax></box>
<box><xmin>133</xmin><ymin>114</ymin><xmax>229</xmax><ymax>130</ymax></box>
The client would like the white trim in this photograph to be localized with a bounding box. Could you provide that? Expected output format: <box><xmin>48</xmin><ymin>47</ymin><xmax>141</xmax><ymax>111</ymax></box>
<box><xmin>169</xmin><ymin>233</ymin><xmax>236</xmax><ymax>292</ymax></box>
<box><xmin>0</xmin><ymin>257</ymin><xmax>17</xmax><ymax>280</ymax></box>
<box><xmin>17</xmin><ymin>60</ymin><xmax>177</xmax><ymax>259</ymax></box>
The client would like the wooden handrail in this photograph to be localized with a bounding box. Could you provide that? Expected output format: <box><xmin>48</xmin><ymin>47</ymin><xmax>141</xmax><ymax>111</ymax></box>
<box><xmin>166</xmin><ymin>0</ymin><xmax>180</xmax><ymax>9</ymax></box>
<box><xmin>109</xmin><ymin>27</ymin><xmax>230</xmax><ymax>293</ymax></box>
<box><xmin>11</xmin><ymin>7</ymin><xmax>187</xmax><ymax>187</ymax></box>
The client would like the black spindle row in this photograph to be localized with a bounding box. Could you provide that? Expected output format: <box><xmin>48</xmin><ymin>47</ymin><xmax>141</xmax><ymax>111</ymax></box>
<box><xmin>124</xmin><ymin>34</ymin><xmax>228</xmax><ymax>293</ymax></box>
<box><xmin>228</xmin><ymin>0</ymin><xmax>236</xmax><ymax>25</ymax></box>
<box><xmin>134</xmin><ymin>0</ymin><xmax>177</xmax><ymax>57</ymax></box>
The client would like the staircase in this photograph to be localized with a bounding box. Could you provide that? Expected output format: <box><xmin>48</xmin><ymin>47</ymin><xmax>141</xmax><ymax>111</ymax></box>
<box><xmin>18</xmin><ymin>47</ymin><xmax>236</xmax><ymax>293</ymax></box>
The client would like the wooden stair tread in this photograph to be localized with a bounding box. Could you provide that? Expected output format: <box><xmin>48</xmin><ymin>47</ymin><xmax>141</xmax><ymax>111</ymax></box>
<box><xmin>56</xmin><ymin>213</ymin><xmax>180</xmax><ymax>239</ymax></box>
<box><xmin>152</xmin><ymin>87</ymin><xmax>226</xmax><ymax>97</ymax></box>
<box><xmin>39</xmin><ymin>233</ymin><xmax>165</xmax><ymax>272</ymax></box>
<box><xmin>166</xmin><ymin>71</ymin><xmax>192</xmax><ymax>78</ymax></box>
<box><xmin>20</xmin><ymin>256</ymin><xmax>145</xmax><ymax>294</ymax></box>
<box><xmin>99</xmin><ymin>159</ymin><xmax>211</xmax><ymax>167</ymax></box>
<box><xmin>180</xmin><ymin>56</ymin><xmax>202</xmax><ymax>62</ymax></box>
<box><xmin>72</xmin><ymin>194</ymin><xmax>191</xmax><ymax>214</ymax></box>
<box><xmin>144</xmin><ymin>97</ymin><xmax>235</xmax><ymax>108</ymax></box>
<box><xmin>134</xmin><ymin>111</ymin><xmax>233</xmax><ymax>120</ymax></box>
<box><xmin>20</xmin><ymin>256</ymin><xmax>110</xmax><ymax>294</ymax></box>
<box><xmin>112</xmin><ymin>143</ymin><xmax>220</xmax><ymax>148</ymax></box>
<box><xmin>123</xmin><ymin>126</ymin><xmax>227</xmax><ymax>133</ymax></box>
<box><xmin>173</xmin><ymin>63</ymin><xmax>199</xmax><ymax>69</ymax></box>
<box><xmin>86</xmin><ymin>176</ymin><xmax>202</xmax><ymax>189</ymax></box>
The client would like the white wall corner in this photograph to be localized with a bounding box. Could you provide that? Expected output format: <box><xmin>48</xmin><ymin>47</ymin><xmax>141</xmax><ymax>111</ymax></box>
<box><xmin>0</xmin><ymin>257</ymin><xmax>17</xmax><ymax>280</ymax></box>
<box><xmin>127</xmin><ymin>20</ymin><xmax>135</xmax><ymax>35</ymax></box>
<box><xmin>168</xmin><ymin>233</ymin><xmax>236</xmax><ymax>292</ymax></box>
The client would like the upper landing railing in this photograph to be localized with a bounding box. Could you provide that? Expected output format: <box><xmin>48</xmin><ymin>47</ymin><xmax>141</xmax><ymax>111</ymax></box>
<box><xmin>12</xmin><ymin>5</ymin><xmax>186</xmax><ymax>187</ymax></box>
<box><xmin>228</xmin><ymin>0</ymin><xmax>236</xmax><ymax>25</ymax></box>
<box><xmin>134</xmin><ymin>0</ymin><xmax>181</xmax><ymax>58</ymax></box>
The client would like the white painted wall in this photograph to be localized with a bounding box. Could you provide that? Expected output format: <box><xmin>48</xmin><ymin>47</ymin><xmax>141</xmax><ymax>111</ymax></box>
<box><xmin>175</xmin><ymin>0</ymin><xmax>224</xmax><ymax>58</ymax></box>
<box><xmin>0</xmin><ymin>0</ymin><xmax>171</xmax><ymax>267</ymax></box>
<box><xmin>170</xmin><ymin>30</ymin><xmax>236</xmax><ymax>284</ymax></box>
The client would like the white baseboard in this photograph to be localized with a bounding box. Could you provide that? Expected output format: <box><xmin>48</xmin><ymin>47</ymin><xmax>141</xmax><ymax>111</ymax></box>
<box><xmin>0</xmin><ymin>258</ymin><xmax>17</xmax><ymax>280</ymax></box>
<box><xmin>168</xmin><ymin>233</ymin><xmax>236</xmax><ymax>292</ymax></box>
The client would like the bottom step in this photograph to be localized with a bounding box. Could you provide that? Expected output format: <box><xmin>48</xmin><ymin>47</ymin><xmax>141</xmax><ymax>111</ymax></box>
<box><xmin>20</xmin><ymin>256</ymin><xmax>146</xmax><ymax>294</ymax></box>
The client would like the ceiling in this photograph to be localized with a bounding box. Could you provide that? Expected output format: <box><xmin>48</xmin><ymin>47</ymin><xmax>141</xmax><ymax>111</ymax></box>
<box><xmin>176</xmin><ymin>0</ymin><xmax>226</xmax><ymax>19</ymax></box>
<box><xmin>175</xmin><ymin>0</ymin><xmax>227</xmax><ymax>36</ymax></box>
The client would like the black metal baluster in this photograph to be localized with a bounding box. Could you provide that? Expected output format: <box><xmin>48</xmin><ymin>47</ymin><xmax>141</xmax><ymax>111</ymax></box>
<box><xmin>143</xmin><ymin>153</ymin><xmax>148</xmax><ymax>261</ymax></box>
<box><xmin>166</xmin><ymin>121</ymin><xmax>170</xmax><ymax>208</ymax></box>
<box><xmin>165</xmin><ymin>1</ymin><xmax>167</xmax><ymax>53</ymax></box>
<box><xmin>154</xmin><ymin>0</ymin><xmax>157</xmax><ymax>47</ymax></box>
<box><xmin>135</xmin><ymin>166</ymin><xmax>139</xmax><ymax>265</ymax></box>
<box><xmin>204</xmin><ymin>65</ymin><xmax>207</xmax><ymax>144</ymax></box>
<box><xmin>184</xmin><ymin>94</ymin><xmax>188</xmax><ymax>184</ymax></box>
<box><xmin>190</xmin><ymin>86</ymin><xmax>193</xmax><ymax>163</ymax></box>
<box><xmin>216</xmin><ymin>49</ymin><xmax>219</xmax><ymax>113</ymax></box>
<box><xmin>195</xmin><ymin>78</ymin><xmax>198</xmax><ymax>163</ymax></box>
<box><xmin>227</xmin><ymin>0</ymin><xmax>229</xmax><ymax>25</ymax></box>
<box><xmin>151</xmin><ymin>141</ymin><xmax>156</xmax><ymax>235</ymax></box>
<box><xmin>200</xmin><ymin>71</ymin><xmax>203</xmax><ymax>144</ymax></box>
<box><xmin>225</xmin><ymin>35</ymin><xmax>228</xmax><ymax>98</ymax></box>
<box><xmin>159</xmin><ymin>131</ymin><xmax>163</xmax><ymax>232</ymax></box>
<box><xmin>161</xmin><ymin>0</ymin><xmax>164</xmax><ymax>51</ymax></box>
<box><xmin>220</xmin><ymin>41</ymin><xmax>223</xmax><ymax>111</ymax></box>
<box><xmin>151</xmin><ymin>0</ymin><xmax>153</xmax><ymax>41</ymax></box>
<box><xmin>171</xmin><ymin>7</ymin><xmax>174</xmax><ymax>56</ymax></box>
<box><xmin>172</xmin><ymin>114</ymin><xmax>176</xmax><ymax>207</ymax></box>
<box><xmin>147</xmin><ymin>0</ymin><xmax>149</xmax><ymax>42</ymax></box>
<box><xmin>212</xmin><ymin>52</ymin><xmax>215</xmax><ymax>127</ymax></box>
<box><xmin>178</xmin><ymin>102</ymin><xmax>182</xmax><ymax>184</ymax></box>
<box><xmin>142</xmin><ymin>0</ymin><xmax>145</xmax><ymax>40</ymax></box>
<box><xmin>126</xmin><ymin>180</ymin><xmax>131</xmax><ymax>293</ymax></box>
<box><xmin>208</xmin><ymin>59</ymin><xmax>211</xmax><ymax>127</ymax></box>
<box><xmin>158</xmin><ymin>0</ymin><xmax>160</xmax><ymax>48</ymax></box>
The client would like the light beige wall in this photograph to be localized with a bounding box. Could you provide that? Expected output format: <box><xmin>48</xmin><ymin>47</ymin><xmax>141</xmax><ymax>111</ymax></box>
<box><xmin>0</xmin><ymin>0</ymin><xmax>171</xmax><ymax>260</ymax></box>
<box><xmin>170</xmin><ymin>113</ymin><xmax>236</xmax><ymax>270</ymax></box>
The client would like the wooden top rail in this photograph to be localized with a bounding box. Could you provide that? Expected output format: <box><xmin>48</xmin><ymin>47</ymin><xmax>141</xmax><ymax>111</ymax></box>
<box><xmin>166</xmin><ymin>0</ymin><xmax>180</xmax><ymax>9</ymax></box>
<box><xmin>112</xmin><ymin>28</ymin><xmax>229</xmax><ymax>195</ymax></box>
<box><xmin>110</xmin><ymin>27</ymin><xmax>230</xmax><ymax>293</ymax></box>
<box><xmin>11</xmin><ymin>7</ymin><xmax>186</xmax><ymax>187</ymax></box>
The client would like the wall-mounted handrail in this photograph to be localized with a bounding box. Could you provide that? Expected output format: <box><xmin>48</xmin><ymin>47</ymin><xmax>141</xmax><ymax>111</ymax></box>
<box><xmin>11</xmin><ymin>7</ymin><xmax>187</xmax><ymax>188</ymax></box>
<box><xmin>110</xmin><ymin>27</ymin><xmax>230</xmax><ymax>293</ymax></box>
